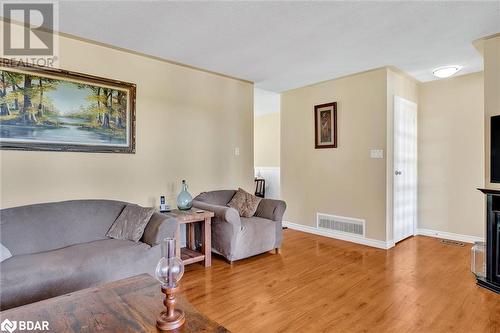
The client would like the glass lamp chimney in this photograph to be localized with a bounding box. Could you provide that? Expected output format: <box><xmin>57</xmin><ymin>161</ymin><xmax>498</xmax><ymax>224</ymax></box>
<box><xmin>155</xmin><ymin>238</ymin><xmax>184</xmax><ymax>288</ymax></box>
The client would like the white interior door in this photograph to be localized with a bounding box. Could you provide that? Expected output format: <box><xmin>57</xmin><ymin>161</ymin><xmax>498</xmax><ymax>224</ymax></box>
<box><xmin>393</xmin><ymin>96</ymin><xmax>418</xmax><ymax>243</ymax></box>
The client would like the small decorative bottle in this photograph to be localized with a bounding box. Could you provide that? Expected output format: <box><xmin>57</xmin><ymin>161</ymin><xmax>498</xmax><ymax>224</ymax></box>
<box><xmin>176</xmin><ymin>180</ymin><xmax>193</xmax><ymax>210</ymax></box>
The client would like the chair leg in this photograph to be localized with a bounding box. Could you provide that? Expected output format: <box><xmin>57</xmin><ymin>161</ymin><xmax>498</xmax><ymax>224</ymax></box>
<box><xmin>270</xmin><ymin>248</ymin><xmax>281</xmax><ymax>254</ymax></box>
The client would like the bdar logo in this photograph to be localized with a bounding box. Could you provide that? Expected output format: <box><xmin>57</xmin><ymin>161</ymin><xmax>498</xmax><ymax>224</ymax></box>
<box><xmin>0</xmin><ymin>319</ymin><xmax>17</xmax><ymax>333</ymax></box>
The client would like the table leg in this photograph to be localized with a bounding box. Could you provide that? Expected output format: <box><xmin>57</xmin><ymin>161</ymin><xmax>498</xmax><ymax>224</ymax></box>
<box><xmin>175</xmin><ymin>224</ymin><xmax>181</xmax><ymax>259</ymax></box>
<box><xmin>202</xmin><ymin>217</ymin><xmax>212</xmax><ymax>267</ymax></box>
<box><xmin>188</xmin><ymin>223</ymin><xmax>196</xmax><ymax>250</ymax></box>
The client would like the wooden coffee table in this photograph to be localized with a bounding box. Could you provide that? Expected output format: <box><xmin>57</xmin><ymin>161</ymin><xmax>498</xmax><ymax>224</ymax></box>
<box><xmin>163</xmin><ymin>209</ymin><xmax>214</xmax><ymax>267</ymax></box>
<box><xmin>0</xmin><ymin>274</ymin><xmax>228</xmax><ymax>333</ymax></box>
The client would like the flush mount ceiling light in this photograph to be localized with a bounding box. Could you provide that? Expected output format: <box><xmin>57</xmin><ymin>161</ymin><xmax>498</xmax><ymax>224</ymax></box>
<box><xmin>432</xmin><ymin>65</ymin><xmax>462</xmax><ymax>79</ymax></box>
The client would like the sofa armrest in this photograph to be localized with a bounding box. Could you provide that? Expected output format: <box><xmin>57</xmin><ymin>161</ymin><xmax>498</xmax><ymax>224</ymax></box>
<box><xmin>255</xmin><ymin>199</ymin><xmax>287</xmax><ymax>222</ymax></box>
<box><xmin>192</xmin><ymin>200</ymin><xmax>241</xmax><ymax>228</ymax></box>
<box><xmin>141</xmin><ymin>212</ymin><xmax>178</xmax><ymax>246</ymax></box>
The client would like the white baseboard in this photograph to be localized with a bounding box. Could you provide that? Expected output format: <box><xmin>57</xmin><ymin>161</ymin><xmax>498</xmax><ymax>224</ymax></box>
<box><xmin>416</xmin><ymin>228</ymin><xmax>484</xmax><ymax>244</ymax></box>
<box><xmin>283</xmin><ymin>222</ymin><xmax>484</xmax><ymax>249</ymax></box>
<box><xmin>283</xmin><ymin>221</ymin><xmax>394</xmax><ymax>250</ymax></box>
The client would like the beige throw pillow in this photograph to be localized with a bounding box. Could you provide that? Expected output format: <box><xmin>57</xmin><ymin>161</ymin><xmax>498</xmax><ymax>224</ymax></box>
<box><xmin>227</xmin><ymin>188</ymin><xmax>262</xmax><ymax>218</ymax></box>
<box><xmin>106</xmin><ymin>205</ymin><xmax>155</xmax><ymax>242</ymax></box>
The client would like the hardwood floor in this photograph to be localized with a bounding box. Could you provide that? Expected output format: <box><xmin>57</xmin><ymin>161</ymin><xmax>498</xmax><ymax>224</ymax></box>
<box><xmin>181</xmin><ymin>229</ymin><xmax>500</xmax><ymax>333</ymax></box>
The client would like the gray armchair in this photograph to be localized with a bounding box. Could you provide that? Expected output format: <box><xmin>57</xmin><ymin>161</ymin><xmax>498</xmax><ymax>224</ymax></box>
<box><xmin>193</xmin><ymin>190</ymin><xmax>286</xmax><ymax>263</ymax></box>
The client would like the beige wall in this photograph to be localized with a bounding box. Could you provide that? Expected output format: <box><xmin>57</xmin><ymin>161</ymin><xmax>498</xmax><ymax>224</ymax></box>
<box><xmin>0</xmin><ymin>32</ymin><xmax>254</xmax><ymax>208</ymax></box>
<box><xmin>418</xmin><ymin>72</ymin><xmax>485</xmax><ymax>237</ymax></box>
<box><xmin>281</xmin><ymin>68</ymin><xmax>388</xmax><ymax>241</ymax></box>
<box><xmin>254</xmin><ymin>112</ymin><xmax>280</xmax><ymax>167</ymax></box>
<box><xmin>281</xmin><ymin>66</ymin><xmax>486</xmax><ymax>242</ymax></box>
<box><xmin>386</xmin><ymin>68</ymin><xmax>419</xmax><ymax>241</ymax></box>
<box><xmin>484</xmin><ymin>36</ymin><xmax>500</xmax><ymax>189</ymax></box>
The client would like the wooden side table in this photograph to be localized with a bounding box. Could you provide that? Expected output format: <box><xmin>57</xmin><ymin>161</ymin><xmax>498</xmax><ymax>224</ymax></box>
<box><xmin>163</xmin><ymin>209</ymin><xmax>214</xmax><ymax>267</ymax></box>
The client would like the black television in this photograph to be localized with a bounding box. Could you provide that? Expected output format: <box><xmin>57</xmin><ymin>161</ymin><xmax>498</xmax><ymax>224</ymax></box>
<box><xmin>492</xmin><ymin>115</ymin><xmax>500</xmax><ymax>183</ymax></box>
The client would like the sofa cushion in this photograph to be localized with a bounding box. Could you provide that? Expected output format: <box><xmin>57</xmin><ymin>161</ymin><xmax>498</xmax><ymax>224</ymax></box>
<box><xmin>227</xmin><ymin>188</ymin><xmax>262</xmax><ymax>218</ymax></box>
<box><xmin>106</xmin><ymin>205</ymin><xmax>155</xmax><ymax>242</ymax></box>
<box><xmin>0</xmin><ymin>200</ymin><xmax>127</xmax><ymax>256</ymax></box>
<box><xmin>0</xmin><ymin>239</ymin><xmax>161</xmax><ymax>310</ymax></box>
<box><xmin>194</xmin><ymin>190</ymin><xmax>237</xmax><ymax>206</ymax></box>
<box><xmin>232</xmin><ymin>216</ymin><xmax>276</xmax><ymax>260</ymax></box>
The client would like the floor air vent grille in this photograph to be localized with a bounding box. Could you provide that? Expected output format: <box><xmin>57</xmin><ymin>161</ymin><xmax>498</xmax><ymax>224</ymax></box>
<box><xmin>440</xmin><ymin>239</ymin><xmax>465</xmax><ymax>247</ymax></box>
<box><xmin>317</xmin><ymin>213</ymin><xmax>365</xmax><ymax>237</ymax></box>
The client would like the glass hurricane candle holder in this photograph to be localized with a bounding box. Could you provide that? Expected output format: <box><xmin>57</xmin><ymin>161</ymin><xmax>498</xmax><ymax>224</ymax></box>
<box><xmin>155</xmin><ymin>238</ymin><xmax>185</xmax><ymax>330</ymax></box>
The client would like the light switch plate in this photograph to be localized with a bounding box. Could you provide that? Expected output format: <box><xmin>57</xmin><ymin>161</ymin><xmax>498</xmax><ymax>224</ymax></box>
<box><xmin>370</xmin><ymin>149</ymin><xmax>384</xmax><ymax>159</ymax></box>
<box><xmin>234</xmin><ymin>147</ymin><xmax>240</xmax><ymax>156</ymax></box>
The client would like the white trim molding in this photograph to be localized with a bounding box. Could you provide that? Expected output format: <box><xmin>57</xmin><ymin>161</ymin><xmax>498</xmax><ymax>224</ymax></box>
<box><xmin>416</xmin><ymin>228</ymin><xmax>484</xmax><ymax>244</ymax></box>
<box><xmin>283</xmin><ymin>221</ymin><xmax>394</xmax><ymax>250</ymax></box>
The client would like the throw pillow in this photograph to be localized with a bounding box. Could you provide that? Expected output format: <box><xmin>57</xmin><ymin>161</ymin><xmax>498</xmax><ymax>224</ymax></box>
<box><xmin>106</xmin><ymin>205</ymin><xmax>156</xmax><ymax>242</ymax></box>
<box><xmin>227</xmin><ymin>188</ymin><xmax>262</xmax><ymax>218</ymax></box>
<box><xmin>0</xmin><ymin>243</ymin><xmax>12</xmax><ymax>262</ymax></box>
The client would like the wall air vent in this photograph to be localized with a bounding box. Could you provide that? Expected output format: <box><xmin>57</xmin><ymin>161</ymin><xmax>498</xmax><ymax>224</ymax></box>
<box><xmin>317</xmin><ymin>213</ymin><xmax>365</xmax><ymax>237</ymax></box>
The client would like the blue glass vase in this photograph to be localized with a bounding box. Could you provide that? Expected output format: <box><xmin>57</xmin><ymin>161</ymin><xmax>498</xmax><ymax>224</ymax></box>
<box><xmin>176</xmin><ymin>180</ymin><xmax>193</xmax><ymax>210</ymax></box>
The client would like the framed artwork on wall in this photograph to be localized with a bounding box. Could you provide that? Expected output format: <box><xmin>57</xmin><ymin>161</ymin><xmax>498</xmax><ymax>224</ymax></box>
<box><xmin>0</xmin><ymin>59</ymin><xmax>136</xmax><ymax>153</ymax></box>
<box><xmin>314</xmin><ymin>102</ymin><xmax>337</xmax><ymax>149</ymax></box>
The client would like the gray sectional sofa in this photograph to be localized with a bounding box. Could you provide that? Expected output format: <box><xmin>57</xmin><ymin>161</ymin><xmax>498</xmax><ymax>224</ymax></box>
<box><xmin>0</xmin><ymin>199</ymin><xmax>177</xmax><ymax>310</ymax></box>
<box><xmin>193</xmin><ymin>190</ymin><xmax>286</xmax><ymax>262</ymax></box>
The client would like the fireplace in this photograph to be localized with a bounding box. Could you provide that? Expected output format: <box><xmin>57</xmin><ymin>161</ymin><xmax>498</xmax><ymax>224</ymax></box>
<box><xmin>477</xmin><ymin>188</ymin><xmax>500</xmax><ymax>293</ymax></box>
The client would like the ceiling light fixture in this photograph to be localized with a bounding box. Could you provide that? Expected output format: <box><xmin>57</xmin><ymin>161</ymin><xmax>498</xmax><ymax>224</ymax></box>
<box><xmin>432</xmin><ymin>65</ymin><xmax>462</xmax><ymax>79</ymax></box>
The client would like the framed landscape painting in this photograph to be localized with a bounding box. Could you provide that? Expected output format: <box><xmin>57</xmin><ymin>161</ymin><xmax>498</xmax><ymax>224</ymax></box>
<box><xmin>0</xmin><ymin>60</ymin><xmax>136</xmax><ymax>153</ymax></box>
<box><xmin>314</xmin><ymin>102</ymin><xmax>337</xmax><ymax>149</ymax></box>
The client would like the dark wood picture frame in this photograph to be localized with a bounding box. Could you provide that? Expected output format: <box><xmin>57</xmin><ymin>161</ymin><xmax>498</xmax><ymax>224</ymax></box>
<box><xmin>314</xmin><ymin>102</ymin><xmax>337</xmax><ymax>149</ymax></box>
<box><xmin>0</xmin><ymin>58</ymin><xmax>136</xmax><ymax>153</ymax></box>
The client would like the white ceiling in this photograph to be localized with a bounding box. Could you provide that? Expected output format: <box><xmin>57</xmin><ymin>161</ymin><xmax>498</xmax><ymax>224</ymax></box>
<box><xmin>56</xmin><ymin>1</ymin><xmax>499</xmax><ymax>92</ymax></box>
